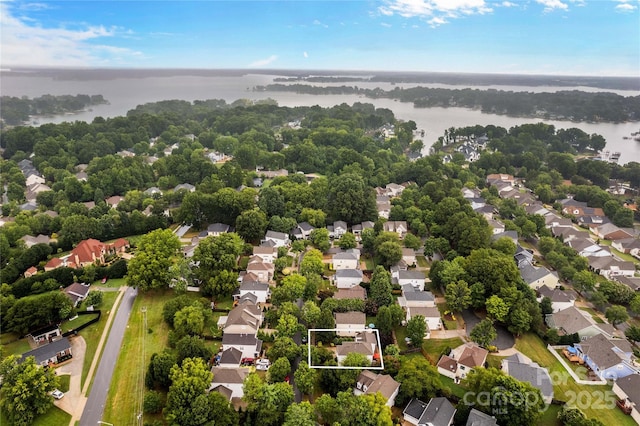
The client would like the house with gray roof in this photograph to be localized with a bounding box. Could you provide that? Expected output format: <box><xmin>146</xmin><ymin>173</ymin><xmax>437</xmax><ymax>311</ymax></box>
<box><xmin>575</xmin><ymin>334</ymin><xmax>638</xmax><ymax>380</ymax></box>
<box><xmin>332</xmin><ymin>250</ymin><xmax>360</xmax><ymax>270</ymax></box>
<box><xmin>612</xmin><ymin>275</ymin><xmax>640</xmax><ymax>291</ymax></box>
<box><xmin>218</xmin><ymin>347</ymin><xmax>242</xmax><ymax>368</ymax></box>
<box><xmin>536</xmin><ymin>286</ymin><xmax>575</xmax><ymax>313</ymax></box>
<box><xmin>502</xmin><ymin>354</ymin><xmax>554</xmax><ymax>403</ymax></box>
<box><xmin>613</xmin><ymin>374</ymin><xmax>640</xmax><ymax>424</ymax></box>
<box><xmin>21</xmin><ymin>337</ymin><xmax>72</xmax><ymax>367</ymax></box>
<box><xmin>292</xmin><ymin>222</ymin><xmax>315</xmax><ymax>240</ymax></box>
<box><xmin>465</xmin><ymin>409</ymin><xmax>498</xmax><ymax>426</ymax></box>
<box><xmin>546</xmin><ymin>306</ymin><xmax>613</xmax><ymax>339</ymax></box>
<box><xmin>207</xmin><ymin>223</ymin><xmax>231</xmax><ymax>237</ymax></box>
<box><xmin>210</xmin><ymin>367</ymin><xmax>249</xmax><ymax>400</ymax></box>
<box><xmin>333</xmin><ymin>268</ymin><xmax>364</xmax><ymax>289</ymax></box>
<box><xmin>392</xmin><ymin>269</ymin><xmax>426</xmax><ymax>291</ymax></box>
<box><xmin>236</xmin><ymin>281</ymin><xmax>270</xmax><ymax>304</ymax></box>
<box><xmin>262</xmin><ymin>230</ymin><xmax>290</xmax><ymax>247</ymax></box>
<box><xmin>221</xmin><ymin>334</ymin><xmax>262</xmax><ymax>359</ymax></box>
<box><xmin>336</xmin><ymin>342</ymin><xmax>375</xmax><ymax>364</ymax></box>
<box><xmin>335</xmin><ymin>311</ymin><xmax>366</xmax><ymax>337</ymax></box>
<box><xmin>403</xmin><ymin>397</ymin><xmax>456</xmax><ymax>426</ymax></box>
<box><xmin>354</xmin><ymin>371</ymin><xmax>400</xmax><ymax>407</ymax></box>
<box><xmin>333</xmin><ymin>286</ymin><xmax>367</xmax><ymax>301</ymax></box>
<box><xmin>519</xmin><ymin>261</ymin><xmax>558</xmax><ymax>290</ymax></box>
<box><xmin>397</xmin><ymin>285</ymin><xmax>435</xmax><ymax>308</ymax></box>
<box><xmin>587</xmin><ymin>256</ymin><xmax>636</xmax><ymax>279</ymax></box>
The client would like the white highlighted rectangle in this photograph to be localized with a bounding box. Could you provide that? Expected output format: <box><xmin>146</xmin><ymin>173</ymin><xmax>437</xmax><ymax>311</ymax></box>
<box><xmin>307</xmin><ymin>328</ymin><xmax>384</xmax><ymax>370</ymax></box>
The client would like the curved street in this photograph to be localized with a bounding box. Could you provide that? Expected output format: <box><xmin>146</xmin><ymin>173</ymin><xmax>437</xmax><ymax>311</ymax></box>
<box><xmin>79</xmin><ymin>286</ymin><xmax>137</xmax><ymax>426</ymax></box>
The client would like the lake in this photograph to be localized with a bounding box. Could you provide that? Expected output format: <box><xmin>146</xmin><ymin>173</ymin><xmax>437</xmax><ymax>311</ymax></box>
<box><xmin>3</xmin><ymin>72</ymin><xmax>639</xmax><ymax>164</ymax></box>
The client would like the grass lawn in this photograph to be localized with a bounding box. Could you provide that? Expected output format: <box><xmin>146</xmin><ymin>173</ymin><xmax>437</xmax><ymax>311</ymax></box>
<box><xmin>486</xmin><ymin>354</ymin><xmax>505</xmax><ymax>370</ymax></box>
<box><xmin>578</xmin><ymin>307</ymin><xmax>605</xmax><ymax>324</ymax></box>
<box><xmin>102</xmin><ymin>288</ymin><xmax>177</xmax><ymax>425</ymax></box>
<box><xmin>394</xmin><ymin>326</ymin><xmax>409</xmax><ymax>351</ymax></box>
<box><xmin>554</xmin><ymin>349</ymin><xmax>590</xmax><ymax>380</ymax></box>
<box><xmin>515</xmin><ymin>333</ymin><xmax>636</xmax><ymax>426</ymax></box>
<box><xmin>79</xmin><ymin>290</ymin><xmax>120</xmax><ymax>389</ymax></box>
<box><xmin>437</xmin><ymin>303</ymin><xmax>458</xmax><ymax>330</ymax></box>
<box><xmin>0</xmin><ymin>405</ymin><xmax>72</xmax><ymax>426</ymax></box>
<box><xmin>363</xmin><ymin>256</ymin><xmax>375</xmax><ymax>271</ymax></box>
<box><xmin>2</xmin><ymin>335</ymin><xmax>32</xmax><ymax>357</ymax></box>
<box><xmin>422</xmin><ymin>337</ymin><xmax>463</xmax><ymax>364</ymax></box>
<box><xmin>96</xmin><ymin>277</ymin><xmax>127</xmax><ymax>289</ymax></box>
<box><xmin>61</xmin><ymin>311</ymin><xmax>100</xmax><ymax>330</ymax></box>
<box><xmin>416</xmin><ymin>255</ymin><xmax>430</xmax><ymax>268</ymax></box>
<box><xmin>57</xmin><ymin>374</ymin><xmax>71</xmax><ymax>392</ymax></box>
<box><xmin>440</xmin><ymin>375</ymin><xmax>467</xmax><ymax>399</ymax></box>
<box><xmin>214</xmin><ymin>295</ymin><xmax>234</xmax><ymax>310</ymax></box>
<box><xmin>538</xmin><ymin>404</ymin><xmax>563</xmax><ymax>426</ymax></box>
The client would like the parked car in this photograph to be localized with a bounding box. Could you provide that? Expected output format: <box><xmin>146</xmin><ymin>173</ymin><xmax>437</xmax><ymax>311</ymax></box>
<box><xmin>255</xmin><ymin>359</ymin><xmax>271</xmax><ymax>370</ymax></box>
<box><xmin>241</xmin><ymin>357</ymin><xmax>255</xmax><ymax>366</ymax></box>
<box><xmin>51</xmin><ymin>389</ymin><xmax>64</xmax><ymax>400</ymax></box>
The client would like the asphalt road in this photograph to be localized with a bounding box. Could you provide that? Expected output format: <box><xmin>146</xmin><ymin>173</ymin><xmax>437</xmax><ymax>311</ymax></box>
<box><xmin>80</xmin><ymin>287</ymin><xmax>137</xmax><ymax>426</ymax></box>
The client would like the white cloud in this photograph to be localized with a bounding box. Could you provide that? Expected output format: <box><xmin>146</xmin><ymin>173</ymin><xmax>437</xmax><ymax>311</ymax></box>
<box><xmin>313</xmin><ymin>19</ymin><xmax>329</xmax><ymax>28</ymax></box>
<box><xmin>249</xmin><ymin>55</ymin><xmax>278</xmax><ymax>67</ymax></box>
<box><xmin>303</xmin><ymin>51</ymin><xmax>308</xmax><ymax>58</ymax></box>
<box><xmin>0</xmin><ymin>2</ymin><xmax>143</xmax><ymax>66</ymax></box>
<box><xmin>535</xmin><ymin>0</ymin><xmax>569</xmax><ymax>12</ymax></box>
<box><xmin>379</xmin><ymin>0</ymin><xmax>492</xmax><ymax>27</ymax></box>
<box><xmin>380</xmin><ymin>22</ymin><xmax>392</xmax><ymax>27</ymax></box>
<box><xmin>17</xmin><ymin>2</ymin><xmax>53</xmax><ymax>11</ymax></box>
<box><xmin>501</xmin><ymin>1</ymin><xmax>517</xmax><ymax>7</ymax></box>
<box><xmin>614</xmin><ymin>0</ymin><xmax>638</xmax><ymax>12</ymax></box>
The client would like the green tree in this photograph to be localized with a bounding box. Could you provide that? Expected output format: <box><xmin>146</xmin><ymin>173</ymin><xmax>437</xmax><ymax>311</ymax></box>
<box><xmin>255</xmin><ymin>382</ymin><xmax>295</xmax><ymax>426</ymax></box>
<box><xmin>209</xmin><ymin>391</ymin><xmax>239</xmax><ymax>425</ymax></box>
<box><xmin>369</xmin><ymin>265</ymin><xmax>393</xmax><ymax>308</ymax></box>
<box><xmin>376</xmin><ymin>240</ymin><xmax>403</xmax><ymax>268</ymax></box>
<box><xmin>486</xmin><ymin>295</ymin><xmax>510</xmax><ymax>322</ymax></box>
<box><xmin>624</xmin><ymin>325</ymin><xmax>640</xmax><ymax>342</ymax></box>
<box><xmin>283</xmin><ymin>401</ymin><xmax>316</xmax><ymax>426</ymax></box>
<box><xmin>444</xmin><ymin>280</ymin><xmax>471</xmax><ymax>313</ymax></box>
<box><xmin>630</xmin><ymin>294</ymin><xmax>640</xmax><ymax>316</ymax></box>
<box><xmin>143</xmin><ymin>390</ymin><xmax>163</xmax><ymax>414</ymax></box>
<box><xmin>293</xmin><ymin>361</ymin><xmax>316</xmax><ymax>399</ymax></box>
<box><xmin>165</xmin><ymin>357</ymin><xmax>214</xmax><ymax>426</ymax></box>
<box><xmin>327</xmin><ymin>173</ymin><xmax>377</xmax><ymax>224</ymax></box>
<box><xmin>310</xmin><ymin>227</ymin><xmax>331</xmax><ymax>252</ymax></box>
<box><xmin>276</xmin><ymin>313</ymin><xmax>300</xmax><ymax>338</ymax></box>
<box><xmin>407</xmin><ymin>315</ymin><xmax>427</xmax><ymax>346</ymax></box>
<box><xmin>127</xmin><ymin>229</ymin><xmax>181</xmax><ymax>291</ymax></box>
<box><xmin>463</xmin><ymin>368</ymin><xmax>544</xmax><ymax>426</ymax></box>
<box><xmin>145</xmin><ymin>350</ymin><xmax>177</xmax><ymax>390</ymax></box>
<box><xmin>193</xmin><ymin>232</ymin><xmax>244</xmax><ymax>281</ymax></box>
<box><xmin>572</xmin><ymin>270</ymin><xmax>596</xmax><ymax>295</ymax></box>
<box><xmin>174</xmin><ymin>305</ymin><xmax>206</xmax><ymax>337</ymax></box>
<box><xmin>84</xmin><ymin>289</ymin><xmax>103</xmax><ymax>307</ymax></box>
<box><xmin>300</xmin><ymin>301</ymin><xmax>321</xmax><ymax>328</ymax></box>
<box><xmin>267</xmin><ymin>337</ymin><xmax>302</xmax><ymax>363</ymax></box>
<box><xmin>272</xmin><ymin>274</ymin><xmax>306</xmax><ymax>306</ymax></box>
<box><xmin>268</xmin><ymin>357</ymin><xmax>291</xmax><ymax>383</ymax></box>
<box><xmin>299</xmin><ymin>208</ymin><xmax>327</xmax><ymax>228</ymax></box>
<box><xmin>235</xmin><ymin>208</ymin><xmax>268</xmax><ymax>243</ymax></box>
<box><xmin>300</xmin><ymin>249</ymin><xmax>324</xmax><ymax>276</ymax></box>
<box><xmin>202</xmin><ymin>269</ymin><xmax>239</xmax><ymax>298</ymax></box>
<box><xmin>338</xmin><ymin>232</ymin><xmax>357</xmax><ymax>250</ymax></box>
<box><xmin>605</xmin><ymin>305</ymin><xmax>629</xmax><ymax>326</ymax></box>
<box><xmin>470</xmin><ymin>318</ymin><xmax>497</xmax><ymax>348</ymax></box>
<box><xmin>396</xmin><ymin>357</ymin><xmax>443</xmax><ymax>405</ymax></box>
<box><xmin>403</xmin><ymin>233</ymin><xmax>421</xmax><ymax>250</ymax></box>
<box><xmin>175</xmin><ymin>335</ymin><xmax>213</xmax><ymax>364</ymax></box>
<box><xmin>0</xmin><ymin>355</ymin><xmax>59</xmax><ymax>426</ymax></box>
<box><xmin>540</xmin><ymin>296</ymin><xmax>553</xmax><ymax>315</ymax></box>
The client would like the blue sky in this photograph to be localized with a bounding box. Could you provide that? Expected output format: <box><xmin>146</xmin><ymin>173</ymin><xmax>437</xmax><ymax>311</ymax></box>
<box><xmin>1</xmin><ymin>0</ymin><xmax>639</xmax><ymax>76</ymax></box>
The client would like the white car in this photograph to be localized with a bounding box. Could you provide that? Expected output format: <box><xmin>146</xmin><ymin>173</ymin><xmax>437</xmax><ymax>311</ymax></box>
<box><xmin>255</xmin><ymin>359</ymin><xmax>271</xmax><ymax>370</ymax></box>
<box><xmin>51</xmin><ymin>389</ymin><xmax>64</xmax><ymax>400</ymax></box>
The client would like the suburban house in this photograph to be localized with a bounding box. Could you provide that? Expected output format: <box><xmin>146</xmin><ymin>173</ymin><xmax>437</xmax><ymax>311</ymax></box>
<box><xmin>353</xmin><ymin>371</ymin><xmax>400</xmax><ymax>407</ymax></box>
<box><xmin>536</xmin><ymin>286</ymin><xmax>576</xmax><ymax>313</ymax></box>
<box><xmin>575</xmin><ymin>334</ymin><xmax>638</xmax><ymax>380</ymax></box>
<box><xmin>336</xmin><ymin>342</ymin><xmax>375</xmax><ymax>364</ymax></box>
<box><xmin>44</xmin><ymin>257</ymin><xmax>64</xmax><ymax>272</ymax></box>
<box><xmin>333</xmin><ymin>287</ymin><xmax>367</xmax><ymax>301</ymax></box>
<box><xmin>332</xmin><ymin>221</ymin><xmax>348</xmax><ymax>239</ymax></box>
<box><xmin>612</xmin><ymin>374</ymin><xmax>640</xmax><ymax>424</ymax></box>
<box><xmin>246</xmin><ymin>261</ymin><xmax>275</xmax><ymax>282</ymax></box>
<box><xmin>207</xmin><ymin>223</ymin><xmax>231</xmax><ymax>237</ymax></box>
<box><xmin>262</xmin><ymin>230</ymin><xmax>290</xmax><ymax>247</ymax></box>
<box><xmin>20</xmin><ymin>234</ymin><xmax>51</xmax><ymax>248</ymax></box>
<box><xmin>235</xmin><ymin>281</ymin><xmax>271</xmax><ymax>304</ymax></box>
<box><xmin>28</xmin><ymin>324</ymin><xmax>62</xmax><ymax>345</ymax></box>
<box><xmin>352</xmin><ymin>221</ymin><xmax>374</xmax><ymax>241</ymax></box>
<box><xmin>376</xmin><ymin>199</ymin><xmax>392</xmax><ymax>219</ymax></box>
<box><xmin>105</xmin><ymin>195</ymin><xmax>123</xmax><ymax>208</ymax></box>
<box><xmin>63</xmin><ymin>282</ymin><xmax>91</xmax><ymax>307</ymax></box>
<box><xmin>612</xmin><ymin>238</ymin><xmax>640</xmax><ymax>254</ymax></box>
<box><xmin>292</xmin><ymin>222</ymin><xmax>315</xmax><ymax>240</ymax></box>
<box><xmin>24</xmin><ymin>266</ymin><xmax>38</xmax><ymax>278</ymax></box>
<box><xmin>382</xmin><ymin>221</ymin><xmax>408</xmax><ymax>238</ymax></box>
<box><xmin>69</xmin><ymin>238</ymin><xmax>108</xmax><ymax>267</ymax></box>
<box><xmin>406</xmin><ymin>305</ymin><xmax>442</xmax><ymax>335</ymax></box>
<box><xmin>174</xmin><ymin>183</ymin><xmax>196</xmax><ymax>192</ymax></box>
<box><xmin>402</xmin><ymin>248</ymin><xmax>417</xmax><ymax>267</ymax></box>
<box><xmin>332</xmin><ymin>250</ymin><xmax>360</xmax><ymax>270</ymax></box>
<box><xmin>465</xmin><ymin>408</ymin><xmax>498</xmax><ymax>426</ymax></box>
<box><xmin>594</xmin><ymin>223</ymin><xmax>635</xmax><ymax>241</ymax></box>
<box><xmin>210</xmin><ymin>367</ymin><xmax>249</xmax><ymax>400</ymax></box>
<box><xmin>567</xmin><ymin>238</ymin><xmax>612</xmax><ymax>258</ymax></box>
<box><xmin>518</xmin><ymin>261</ymin><xmax>559</xmax><ymax>290</ymax></box>
<box><xmin>559</xmin><ymin>198</ymin><xmax>605</xmax><ymax>218</ymax></box>
<box><xmin>587</xmin><ymin>256</ymin><xmax>636</xmax><ymax>279</ymax></box>
<box><xmin>335</xmin><ymin>311</ymin><xmax>366</xmax><ymax>337</ymax></box>
<box><xmin>613</xmin><ymin>275</ymin><xmax>640</xmax><ymax>292</ymax></box>
<box><xmin>513</xmin><ymin>245</ymin><xmax>534</xmax><ymax>267</ymax></box>
<box><xmin>392</xmin><ymin>269</ymin><xmax>426</xmax><ymax>291</ymax></box>
<box><xmin>217</xmin><ymin>347</ymin><xmax>242</xmax><ymax>368</ymax></box>
<box><xmin>219</xmin><ymin>300</ymin><xmax>263</xmax><ymax>335</ymax></box>
<box><xmin>546</xmin><ymin>306</ymin><xmax>615</xmax><ymax>340</ymax></box>
<box><xmin>397</xmin><ymin>285</ymin><xmax>435</xmax><ymax>309</ymax></box>
<box><xmin>252</xmin><ymin>246</ymin><xmax>278</xmax><ymax>264</ymax></box>
<box><xmin>437</xmin><ymin>343</ymin><xmax>488</xmax><ymax>381</ymax></box>
<box><xmin>21</xmin><ymin>337</ymin><xmax>72</xmax><ymax>367</ymax></box>
<box><xmin>333</xmin><ymin>269</ymin><xmax>364</xmax><ymax>289</ymax></box>
<box><xmin>501</xmin><ymin>353</ymin><xmax>554</xmax><ymax>403</ymax></box>
<box><xmin>403</xmin><ymin>397</ymin><xmax>456</xmax><ymax>426</ymax></box>
<box><xmin>220</xmin><ymin>334</ymin><xmax>262</xmax><ymax>359</ymax></box>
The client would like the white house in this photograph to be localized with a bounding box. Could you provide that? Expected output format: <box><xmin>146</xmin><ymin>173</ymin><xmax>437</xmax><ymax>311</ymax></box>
<box><xmin>236</xmin><ymin>281</ymin><xmax>271</xmax><ymax>304</ymax></box>
<box><xmin>262</xmin><ymin>230</ymin><xmax>290</xmax><ymax>247</ymax></box>
<box><xmin>207</xmin><ymin>223</ymin><xmax>231</xmax><ymax>237</ymax></box>
<box><xmin>382</xmin><ymin>221</ymin><xmax>408</xmax><ymax>238</ymax></box>
<box><xmin>537</xmin><ymin>286</ymin><xmax>575</xmax><ymax>313</ymax></box>
<box><xmin>219</xmin><ymin>300</ymin><xmax>263</xmax><ymax>334</ymax></box>
<box><xmin>334</xmin><ymin>269</ymin><xmax>364</xmax><ymax>289</ymax></box>
<box><xmin>401</xmin><ymin>248</ymin><xmax>417</xmax><ymax>267</ymax></box>
<box><xmin>406</xmin><ymin>306</ymin><xmax>442</xmax><ymax>334</ymax></box>
<box><xmin>613</xmin><ymin>374</ymin><xmax>640</xmax><ymax>424</ymax></box>
<box><xmin>336</xmin><ymin>342</ymin><xmax>374</xmax><ymax>364</ymax></box>
<box><xmin>332</xmin><ymin>251</ymin><xmax>360</xmax><ymax>270</ymax></box>
<box><xmin>397</xmin><ymin>285</ymin><xmax>435</xmax><ymax>309</ymax></box>
<box><xmin>546</xmin><ymin>306</ymin><xmax>614</xmax><ymax>340</ymax></box>
<box><xmin>210</xmin><ymin>367</ymin><xmax>249</xmax><ymax>400</ymax></box>
<box><xmin>246</xmin><ymin>261</ymin><xmax>275</xmax><ymax>282</ymax></box>
<box><xmin>63</xmin><ymin>282</ymin><xmax>91</xmax><ymax>307</ymax></box>
<box><xmin>292</xmin><ymin>222</ymin><xmax>315</xmax><ymax>240</ymax></box>
<box><xmin>437</xmin><ymin>343</ymin><xmax>488</xmax><ymax>381</ymax></box>
<box><xmin>392</xmin><ymin>270</ymin><xmax>426</xmax><ymax>291</ymax></box>
<box><xmin>335</xmin><ymin>311</ymin><xmax>366</xmax><ymax>337</ymax></box>
<box><xmin>519</xmin><ymin>261</ymin><xmax>559</xmax><ymax>290</ymax></box>
<box><xmin>217</xmin><ymin>347</ymin><xmax>242</xmax><ymax>368</ymax></box>
<box><xmin>252</xmin><ymin>246</ymin><xmax>278</xmax><ymax>264</ymax></box>
<box><xmin>333</xmin><ymin>221</ymin><xmax>348</xmax><ymax>239</ymax></box>
<box><xmin>221</xmin><ymin>334</ymin><xmax>262</xmax><ymax>359</ymax></box>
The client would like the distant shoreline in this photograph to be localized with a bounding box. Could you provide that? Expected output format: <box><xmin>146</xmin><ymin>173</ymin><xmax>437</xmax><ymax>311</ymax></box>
<box><xmin>2</xmin><ymin>67</ymin><xmax>639</xmax><ymax>91</ymax></box>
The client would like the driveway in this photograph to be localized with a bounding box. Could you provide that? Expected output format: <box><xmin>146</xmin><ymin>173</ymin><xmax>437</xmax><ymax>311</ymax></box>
<box><xmin>461</xmin><ymin>309</ymin><xmax>514</xmax><ymax>350</ymax></box>
<box><xmin>54</xmin><ymin>335</ymin><xmax>87</xmax><ymax>416</ymax></box>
